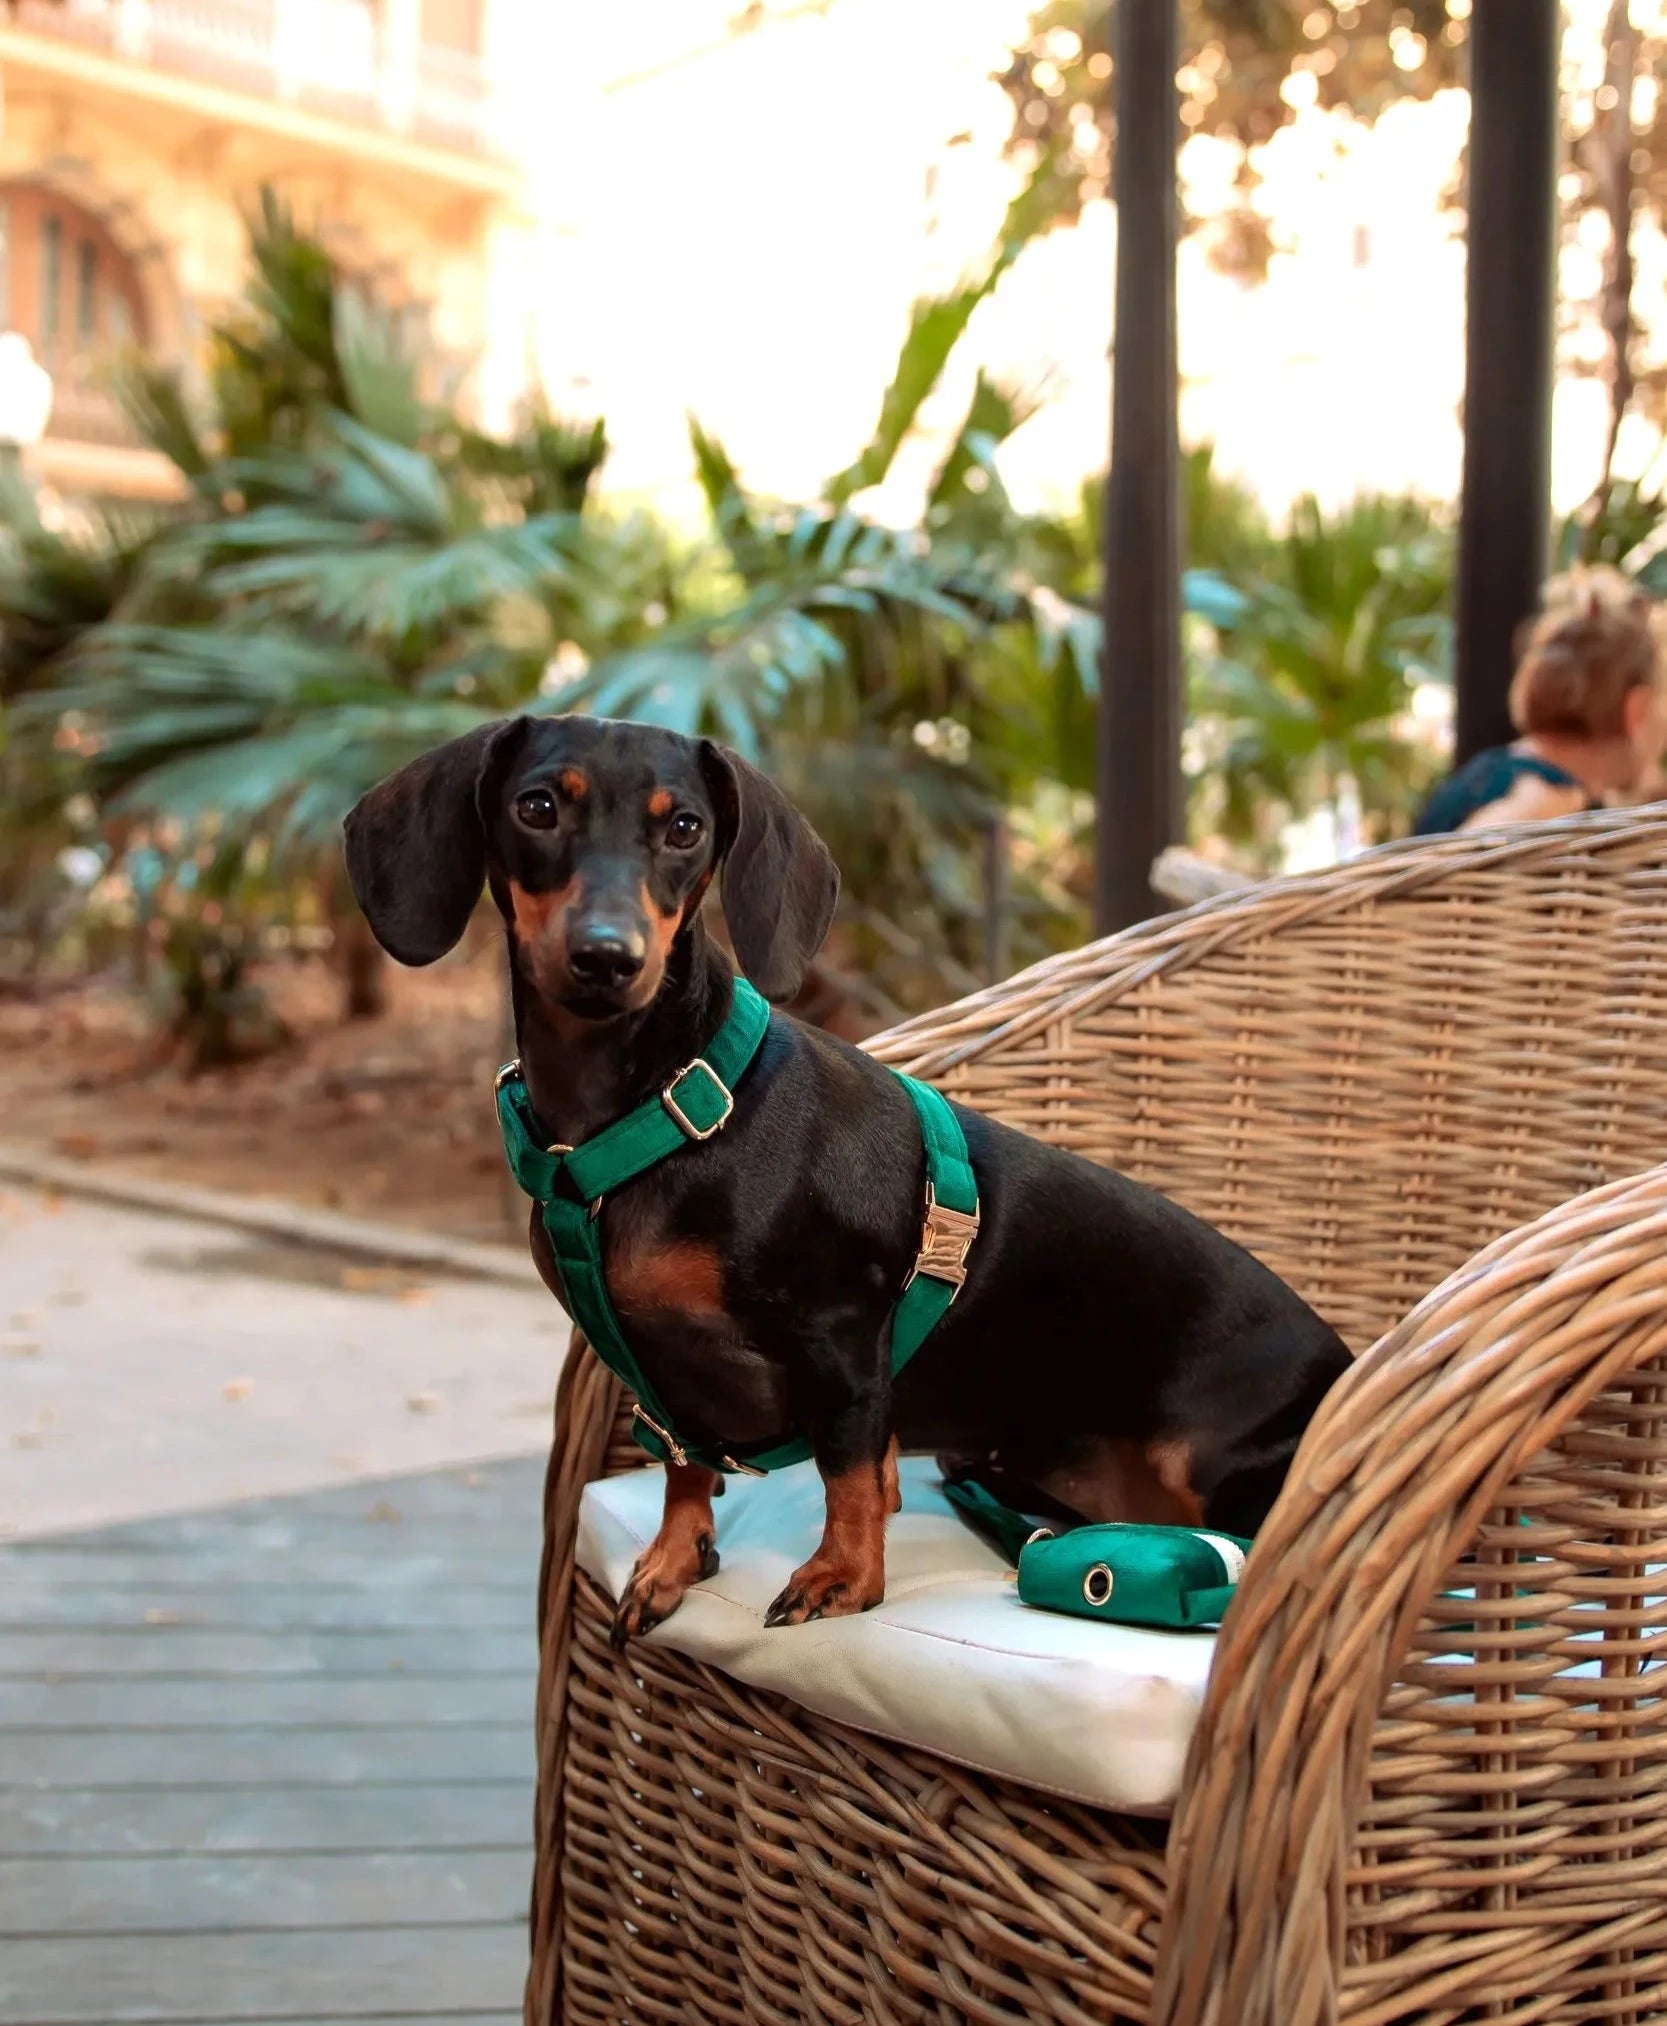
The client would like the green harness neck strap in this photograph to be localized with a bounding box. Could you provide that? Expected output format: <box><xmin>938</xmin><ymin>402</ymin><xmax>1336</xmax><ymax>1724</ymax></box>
<box><xmin>496</xmin><ymin>977</ymin><xmax>980</xmax><ymax>1476</ymax></box>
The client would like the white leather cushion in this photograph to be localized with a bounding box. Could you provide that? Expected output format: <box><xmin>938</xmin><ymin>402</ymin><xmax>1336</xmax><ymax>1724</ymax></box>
<box><xmin>577</xmin><ymin>1455</ymin><xmax>1218</xmax><ymax>1815</ymax></box>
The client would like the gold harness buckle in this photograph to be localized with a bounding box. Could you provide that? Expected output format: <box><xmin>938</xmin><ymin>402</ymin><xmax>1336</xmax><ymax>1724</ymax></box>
<box><xmin>906</xmin><ymin>1184</ymin><xmax>981</xmax><ymax>1295</ymax></box>
<box><xmin>494</xmin><ymin>1057</ymin><xmax>522</xmax><ymax>1091</ymax></box>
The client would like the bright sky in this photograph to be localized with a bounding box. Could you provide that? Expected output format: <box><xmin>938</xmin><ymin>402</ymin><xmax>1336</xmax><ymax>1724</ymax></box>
<box><xmin>515</xmin><ymin>0</ymin><xmax>1665</xmax><ymax>526</ymax></box>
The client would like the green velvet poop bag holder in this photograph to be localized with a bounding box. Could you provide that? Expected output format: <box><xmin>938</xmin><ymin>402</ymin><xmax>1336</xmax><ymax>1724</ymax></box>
<box><xmin>943</xmin><ymin>1475</ymin><xmax>1251</xmax><ymax>1631</ymax></box>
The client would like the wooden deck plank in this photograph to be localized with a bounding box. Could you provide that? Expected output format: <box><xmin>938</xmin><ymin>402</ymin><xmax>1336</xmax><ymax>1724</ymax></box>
<box><xmin>0</xmin><ymin>1584</ymin><xmax>532</xmax><ymax>1632</ymax></box>
<box><xmin>0</xmin><ymin>1926</ymin><xmax>525</xmax><ymax>2021</ymax></box>
<box><xmin>0</xmin><ymin>1549</ymin><xmax>536</xmax><ymax>1587</ymax></box>
<box><xmin>0</xmin><ymin>1673</ymin><xmax>532</xmax><ymax>1725</ymax></box>
<box><xmin>5</xmin><ymin>1722</ymin><xmax>532</xmax><ymax>1791</ymax></box>
<box><xmin>0</xmin><ymin>1454</ymin><xmax>542</xmax><ymax>2022</ymax></box>
<box><xmin>0</xmin><ymin>1628</ymin><xmax>533</xmax><ymax>1676</ymax></box>
<box><xmin>0</xmin><ymin>1783</ymin><xmax>530</xmax><ymax>1857</ymax></box>
<box><xmin>0</xmin><ymin>1850</ymin><xmax>529</xmax><ymax>1933</ymax></box>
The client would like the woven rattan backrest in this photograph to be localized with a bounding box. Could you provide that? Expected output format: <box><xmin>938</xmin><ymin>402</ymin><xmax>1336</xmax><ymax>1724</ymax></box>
<box><xmin>870</xmin><ymin>810</ymin><xmax>1667</xmax><ymax>1351</ymax></box>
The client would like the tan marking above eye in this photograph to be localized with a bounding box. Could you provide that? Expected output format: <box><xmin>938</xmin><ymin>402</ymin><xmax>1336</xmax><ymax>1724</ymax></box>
<box><xmin>558</xmin><ymin>768</ymin><xmax>589</xmax><ymax>800</ymax></box>
<box><xmin>648</xmin><ymin>788</ymin><xmax>674</xmax><ymax>819</ymax></box>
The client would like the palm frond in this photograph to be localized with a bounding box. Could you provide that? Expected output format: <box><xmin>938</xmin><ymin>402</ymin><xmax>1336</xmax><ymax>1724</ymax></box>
<box><xmin>454</xmin><ymin>409</ymin><xmax>609</xmax><ymax>516</ymax></box>
<box><xmin>332</xmin><ymin>287</ymin><xmax>427</xmax><ymax>448</ymax></box>
<box><xmin>925</xmin><ymin>372</ymin><xmax>1042</xmax><ymax>523</ymax></box>
<box><xmin>114</xmin><ymin>360</ymin><xmax>217</xmax><ymax>483</ymax></box>
<box><xmin>18</xmin><ymin>621</ymin><xmax>502</xmax><ymax>859</ymax></box>
<box><xmin>142</xmin><ymin>416</ymin><xmax>583</xmax><ymax>645</ymax></box>
<box><xmin>824</xmin><ymin>156</ymin><xmax>1054</xmax><ymax>505</ymax></box>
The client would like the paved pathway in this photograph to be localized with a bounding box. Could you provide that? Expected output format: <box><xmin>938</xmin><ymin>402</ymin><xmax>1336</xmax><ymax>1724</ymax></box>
<box><xmin>0</xmin><ymin>1185</ymin><xmax>556</xmax><ymax>1538</ymax></box>
<box><xmin>0</xmin><ymin>1187</ymin><xmax>562</xmax><ymax>2025</ymax></box>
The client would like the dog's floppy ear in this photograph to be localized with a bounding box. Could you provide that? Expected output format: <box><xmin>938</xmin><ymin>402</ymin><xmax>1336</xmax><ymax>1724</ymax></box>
<box><xmin>344</xmin><ymin>717</ymin><xmax>526</xmax><ymax>967</ymax></box>
<box><xmin>699</xmin><ymin>742</ymin><xmax>838</xmax><ymax>1002</ymax></box>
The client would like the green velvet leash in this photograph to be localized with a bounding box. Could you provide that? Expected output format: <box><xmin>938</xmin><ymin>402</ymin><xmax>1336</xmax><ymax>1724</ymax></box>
<box><xmin>943</xmin><ymin>1472</ymin><xmax>1252</xmax><ymax>1631</ymax></box>
<box><xmin>496</xmin><ymin>977</ymin><xmax>980</xmax><ymax>1476</ymax></box>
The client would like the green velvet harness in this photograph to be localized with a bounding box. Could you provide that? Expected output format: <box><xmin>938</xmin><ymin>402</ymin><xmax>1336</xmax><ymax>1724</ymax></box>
<box><xmin>494</xmin><ymin>978</ymin><xmax>981</xmax><ymax>1476</ymax></box>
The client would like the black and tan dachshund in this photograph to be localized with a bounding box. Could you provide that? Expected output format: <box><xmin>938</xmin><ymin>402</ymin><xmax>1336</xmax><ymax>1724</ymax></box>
<box><xmin>344</xmin><ymin>715</ymin><xmax>1351</xmax><ymax>1642</ymax></box>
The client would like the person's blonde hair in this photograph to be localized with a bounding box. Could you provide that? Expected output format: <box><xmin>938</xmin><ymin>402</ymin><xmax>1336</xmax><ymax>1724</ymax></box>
<box><xmin>1510</xmin><ymin>565</ymin><xmax>1663</xmax><ymax>739</ymax></box>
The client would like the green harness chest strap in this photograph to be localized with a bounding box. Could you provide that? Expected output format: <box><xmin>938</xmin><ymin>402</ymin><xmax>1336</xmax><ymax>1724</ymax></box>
<box><xmin>495</xmin><ymin>977</ymin><xmax>980</xmax><ymax>1476</ymax></box>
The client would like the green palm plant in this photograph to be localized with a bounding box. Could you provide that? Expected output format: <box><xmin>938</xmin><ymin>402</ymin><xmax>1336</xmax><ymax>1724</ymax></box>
<box><xmin>24</xmin><ymin>176</ymin><xmax>1090</xmax><ymax>1022</ymax></box>
<box><xmin>529</xmin><ymin>165</ymin><xmax>1103</xmax><ymax>1011</ymax></box>
<box><xmin>1188</xmin><ymin>491</ymin><xmax>1452</xmax><ymax>863</ymax></box>
<box><xmin>12</xmin><ymin>196</ymin><xmax>601</xmax><ymax>1033</ymax></box>
<box><xmin>556</xmin><ymin>432</ymin><xmax>1099</xmax><ymax>1008</ymax></box>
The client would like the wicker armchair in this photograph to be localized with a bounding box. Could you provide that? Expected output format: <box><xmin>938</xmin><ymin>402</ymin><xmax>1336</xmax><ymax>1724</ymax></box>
<box><xmin>526</xmin><ymin>809</ymin><xmax>1667</xmax><ymax>2026</ymax></box>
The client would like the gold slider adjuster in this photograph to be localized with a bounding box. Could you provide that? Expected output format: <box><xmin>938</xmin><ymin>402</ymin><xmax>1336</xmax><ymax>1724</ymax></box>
<box><xmin>906</xmin><ymin>1183</ymin><xmax>981</xmax><ymax>1295</ymax></box>
<box><xmin>661</xmin><ymin>1058</ymin><xmax>734</xmax><ymax>1141</ymax></box>
<box><xmin>494</xmin><ymin>1057</ymin><xmax>522</xmax><ymax>1091</ymax></box>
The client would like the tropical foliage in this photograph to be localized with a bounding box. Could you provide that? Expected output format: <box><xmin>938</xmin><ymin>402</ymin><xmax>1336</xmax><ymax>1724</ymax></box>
<box><xmin>1184</xmin><ymin>487</ymin><xmax>1452</xmax><ymax>865</ymax></box>
<box><xmin>0</xmin><ymin>195</ymin><xmax>602</xmax><ymax>1046</ymax></box>
<box><xmin>3</xmin><ymin>157</ymin><xmax>1485</xmax><ymax>1046</ymax></box>
<box><xmin>5</xmin><ymin>183</ymin><xmax>1105</xmax><ymax>1030</ymax></box>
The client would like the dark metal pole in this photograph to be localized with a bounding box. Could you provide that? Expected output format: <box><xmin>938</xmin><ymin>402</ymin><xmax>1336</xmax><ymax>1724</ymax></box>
<box><xmin>1454</xmin><ymin>0</ymin><xmax>1561</xmax><ymax>763</ymax></box>
<box><xmin>1096</xmin><ymin>0</ymin><xmax>1182</xmax><ymax>935</ymax></box>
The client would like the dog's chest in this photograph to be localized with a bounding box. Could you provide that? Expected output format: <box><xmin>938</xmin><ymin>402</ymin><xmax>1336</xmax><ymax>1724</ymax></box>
<box><xmin>529</xmin><ymin>1198</ymin><xmax>791</xmax><ymax>1448</ymax></box>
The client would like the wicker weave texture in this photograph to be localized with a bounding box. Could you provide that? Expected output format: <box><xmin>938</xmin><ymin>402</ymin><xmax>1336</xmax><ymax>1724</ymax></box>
<box><xmin>527</xmin><ymin>811</ymin><xmax>1667</xmax><ymax>2025</ymax></box>
<box><xmin>872</xmin><ymin>811</ymin><xmax>1667</xmax><ymax>1351</ymax></box>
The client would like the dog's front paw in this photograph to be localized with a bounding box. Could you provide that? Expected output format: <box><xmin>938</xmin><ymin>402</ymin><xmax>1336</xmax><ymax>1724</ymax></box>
<box><xmin>764</xmin><ymin>1548</ymin><xmax>884</xmax><ymax>1628</ymax></box>
<box><xmin>609</xmin><ymin>1530</ymin><xmax>719</xmax><ymax>1651</ymax></box>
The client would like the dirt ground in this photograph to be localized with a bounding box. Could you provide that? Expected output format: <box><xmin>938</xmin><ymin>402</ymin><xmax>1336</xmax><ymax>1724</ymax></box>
<box><xmin>0</xmin><ymin>942</ymin><xmax>523</xmax><ymax>1244</ymax></box>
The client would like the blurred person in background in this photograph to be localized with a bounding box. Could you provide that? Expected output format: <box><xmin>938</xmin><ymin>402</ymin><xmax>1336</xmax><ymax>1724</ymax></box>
<box><xmin>1414</xmin><ymin>567</ymin><xmax>1667</xmax><ymax>835</ymax></box>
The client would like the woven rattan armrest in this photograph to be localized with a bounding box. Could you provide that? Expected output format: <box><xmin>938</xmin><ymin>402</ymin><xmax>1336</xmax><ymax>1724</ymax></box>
<box><xmin>1153</xmin><ymin>1164</ymin><xmax>1667</xmax><ymax>2026</ymax></box>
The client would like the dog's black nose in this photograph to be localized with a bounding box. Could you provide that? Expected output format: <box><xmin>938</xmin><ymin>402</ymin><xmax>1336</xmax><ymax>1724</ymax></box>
<box><xmin>567</xmin><ymin>923</ymin><xmax>647</xmax><ymax>991</ymax></box>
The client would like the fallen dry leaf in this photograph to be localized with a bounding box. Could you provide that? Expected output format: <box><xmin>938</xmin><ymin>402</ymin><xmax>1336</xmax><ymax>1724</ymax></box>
<box><xmin>396</xmin><ymin>1287</ymin><xmax>432</xmax><ymax>1307</ymax></box>
<box><xmin>364</xmin><ymin>1499</ymin><xmax>402</xmax><ymax>1524</ymax></box>
<box><xmin>144</xmin><ymin>1608</ymin><xmax>183</xmax><ymax>1626</ymax></box>
<box><xmin>52</xmin><ymin>1132</ymin><xmax>100</xmax><ymax>1160</ymax></box>
<box><xmin>222</xmin><ymin>1377</ymin><xmax>254</xmax><ymax>1402</ymax></box>
<box><xmin>1</xmin><ymin>1335</ymin><xmax>41</xmax><ymax>1359</ymax></box>
<box><xmin>406</xmin><ymin>1390</ymin><xmax>442</xmax><ymax>1414</ymax></box>
<box><xmin>339</xmin><ymin>1264</ymin><xmax>399</xmax><ymax>1293</ymax></box>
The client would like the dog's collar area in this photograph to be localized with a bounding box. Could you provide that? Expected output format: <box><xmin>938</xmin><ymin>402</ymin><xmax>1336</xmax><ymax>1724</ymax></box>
<box><xmin>493</xmin><ymin>974</ymin><xmax>982</xmax><ymax>1478</ymax></box>
<box><xmin>494</xmin><ymin>1051</ymin><xmax>734</xmax><ymax>1155</ymax></box>
<box><xmin>492</xmin><ymin>979</ymin><xmax>772</xmax><ymax>1209</ymax></box>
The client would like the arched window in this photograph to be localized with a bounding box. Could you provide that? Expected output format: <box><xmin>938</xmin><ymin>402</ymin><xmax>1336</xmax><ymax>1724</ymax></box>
<box><xmin>0</xmin><ymin>183</ymin><xmax>147</xmax><ymax>377</ymax></box>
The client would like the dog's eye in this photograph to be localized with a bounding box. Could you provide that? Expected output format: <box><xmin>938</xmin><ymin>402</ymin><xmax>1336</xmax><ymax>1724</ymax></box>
<box><xmin>665</xmin><ymin>811</ymin><xmax>704</xmax><ymax>850</ymax></box>
<box><xmin>515</xmin><ymin>788</ymin><xmax>559</xmax><ymax>830</ymax></box>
